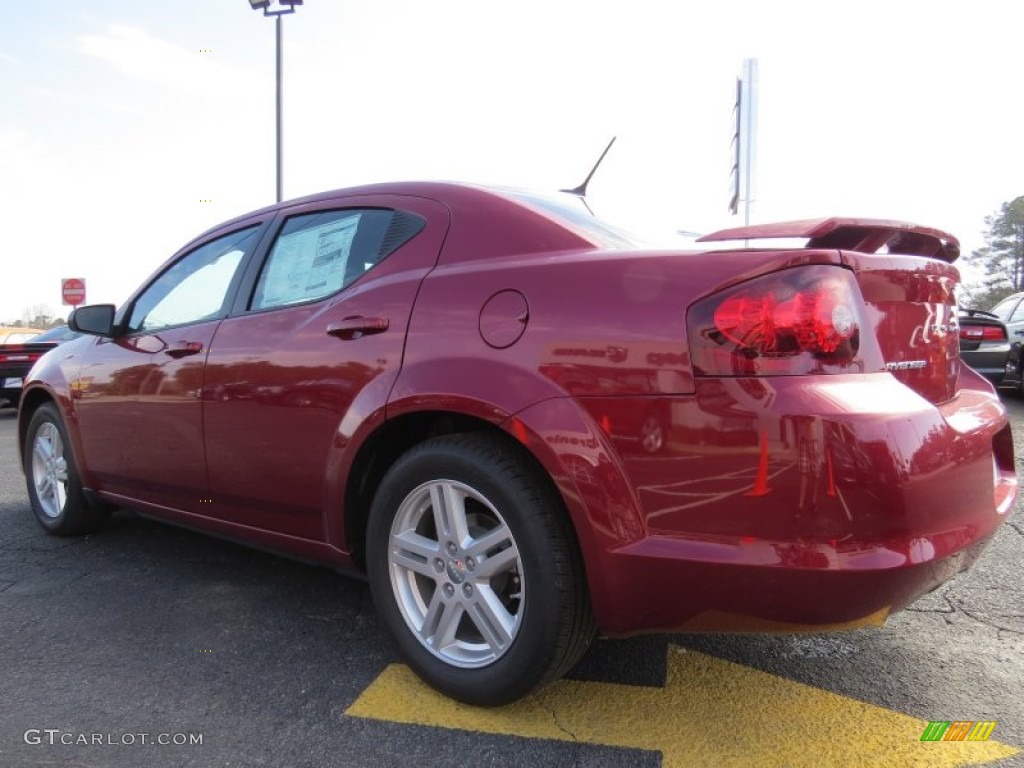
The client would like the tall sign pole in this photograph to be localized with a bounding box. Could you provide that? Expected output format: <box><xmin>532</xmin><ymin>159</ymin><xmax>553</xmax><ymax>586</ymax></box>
<box><xmin>246</xmin><ymin>1</ymin><xmax>303</xmax><ymax>203</ymax></box>
<box><xmin>729</xmin><ymin>58</ymin><xmax>759</xmax><ymax>225</ymax></box>
<box><xmin>276</xmin><ymin>13</ymin><xmax>283</xmax><ymax>203</ymax></box>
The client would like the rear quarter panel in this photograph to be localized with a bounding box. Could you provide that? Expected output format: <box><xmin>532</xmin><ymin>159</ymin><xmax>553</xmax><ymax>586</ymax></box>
<box><xmin>390</xmin><ymin>243</ymin><xmax>853</xmax><ymax>627</ymax></box>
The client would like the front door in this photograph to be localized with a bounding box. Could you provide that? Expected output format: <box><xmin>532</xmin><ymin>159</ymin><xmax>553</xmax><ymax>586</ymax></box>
<box><xmin>74</xmin><ymin>226</ymin><xmax>261</xmax><ymax>513</ymax></box>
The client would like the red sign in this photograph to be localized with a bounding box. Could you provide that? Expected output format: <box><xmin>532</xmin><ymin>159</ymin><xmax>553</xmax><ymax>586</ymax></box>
<box><xmin>62</xmin><ymin>278</ymin><xmax>86</xmax><ymax>306</ymax></box>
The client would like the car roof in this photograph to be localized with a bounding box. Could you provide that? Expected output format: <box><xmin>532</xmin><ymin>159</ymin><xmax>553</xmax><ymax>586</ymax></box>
<box><xmin>192</xmin><ymin>182</ymin><xmax>504</xmax><ymax>238</ymax></box>
<box><xmin>179</xmin><ymin>182</ymin><xmax>606</xmax><ymax>263</ymax></box>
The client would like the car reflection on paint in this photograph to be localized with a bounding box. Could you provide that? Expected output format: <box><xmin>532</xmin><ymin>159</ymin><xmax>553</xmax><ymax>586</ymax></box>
<box><xmin>17</xmin><ymin>182</ymin><xmax>1017</xmax><ymax>706</ymax></box>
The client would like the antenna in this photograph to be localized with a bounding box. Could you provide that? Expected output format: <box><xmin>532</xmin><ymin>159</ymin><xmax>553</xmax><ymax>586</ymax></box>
<box><xmin>560</xmin><ymin>136</ymin><xmax>616</xmax><ymax>214</ymax></box>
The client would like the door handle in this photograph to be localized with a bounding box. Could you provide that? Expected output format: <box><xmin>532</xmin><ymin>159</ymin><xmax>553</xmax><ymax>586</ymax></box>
<box><xmin>1015</xmin><ymin>330</ymin><xmax>1024</xmax><ymax>337</ymax></box>
<box><xmin>326</xmin><ymin>317</ymin><xmax>389</xmax><ymax>341</ymax></box>
<box><xmin>165</xmin><ymin>341</ymin><xmax>204</xmax><ymax>358</ymax></box>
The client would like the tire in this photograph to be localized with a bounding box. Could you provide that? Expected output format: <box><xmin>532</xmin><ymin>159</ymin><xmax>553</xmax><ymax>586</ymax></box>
<box><xmin>366</xmin><ymin>433</ymin><xmax>595</xmax><ymax>705</ymax></box>
<box><xmin>23</xmin><ymin>403</ymin><xmax>110</xmax><ymax>536</ymax></box>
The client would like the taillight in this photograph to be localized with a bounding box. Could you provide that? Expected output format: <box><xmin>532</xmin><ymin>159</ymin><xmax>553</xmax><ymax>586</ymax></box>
<box><xmin>0</xmin><ymin>353</ymin><xmax>41</xmax><ymax>363</ymax></box>
<box><xmin>689</xmin><ymin>266</ymin><xmax>869</xmax><ymax>376</ymax></box>
<box><xmin>959</xmin><ymin>325</ymin><xmax>1006</xmax><ymax>341</ymax></box>
<box><xmin>0</xmin><ymin>354</ymin><xmax>43</xmax><ymax>364</ymax></box>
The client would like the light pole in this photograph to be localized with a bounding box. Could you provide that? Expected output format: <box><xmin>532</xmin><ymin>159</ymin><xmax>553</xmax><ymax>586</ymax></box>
<box><xmin>246</xmin><ymin>0</ymin><xmax>304</xmax><ymax>203</ymax></box>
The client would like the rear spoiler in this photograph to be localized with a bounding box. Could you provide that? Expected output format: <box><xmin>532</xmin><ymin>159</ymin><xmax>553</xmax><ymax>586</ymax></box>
<box><xmin>697</xmin><ymin>217</ymin><xmax>960</xmax><ymax>263</ymax></box>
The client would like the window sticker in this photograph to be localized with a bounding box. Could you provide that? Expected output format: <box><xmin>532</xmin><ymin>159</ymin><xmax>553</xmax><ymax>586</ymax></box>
<box><xmin>260</xmin><ymin>214</ymin><xmax>361</xmax><ymax>308</ymax></box>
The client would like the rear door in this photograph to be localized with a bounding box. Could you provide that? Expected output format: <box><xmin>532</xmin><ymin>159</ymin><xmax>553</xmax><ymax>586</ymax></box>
<box><xmin>201</xmin><ymin>194</ymin><xmax>449</xmax><ymax>540</ymax></box>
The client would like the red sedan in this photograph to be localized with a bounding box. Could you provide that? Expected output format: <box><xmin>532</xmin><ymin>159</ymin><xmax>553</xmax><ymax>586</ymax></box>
<box><xmin>18</xmin><ymin>183</ymin><xmax>1016</xmax><ymax>705</ymax></box>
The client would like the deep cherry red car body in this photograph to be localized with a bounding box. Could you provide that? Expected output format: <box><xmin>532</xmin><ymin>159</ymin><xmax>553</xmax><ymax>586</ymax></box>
<box><xmin>18</xmin><ymin>182</ymin><xmax>1017</xmax><ymax>704</ymax></box>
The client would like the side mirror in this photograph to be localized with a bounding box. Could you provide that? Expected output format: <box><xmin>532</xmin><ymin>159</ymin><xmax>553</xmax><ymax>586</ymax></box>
<box><xmin>69</xmin><ymin>304</ymin><xmax>117</xmax><ymax>337</ymax></box>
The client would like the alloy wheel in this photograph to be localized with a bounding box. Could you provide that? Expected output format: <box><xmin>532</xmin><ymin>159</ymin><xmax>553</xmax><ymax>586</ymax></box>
<box><xmin>32</xmin><ymin>422</ymin><xmax>68</xmax><ymax>519</ymax></box>
<box><xmin>387</xmin><ymin>479</ymin><xmax>524</xmax><ymax>668</ymax></box>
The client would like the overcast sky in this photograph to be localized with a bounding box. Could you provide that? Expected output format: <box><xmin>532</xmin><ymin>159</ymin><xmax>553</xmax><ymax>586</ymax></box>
<box><xmin>2</xmin><ymin>0</ymin><xmax>1021</xmax><ymax>319</ymax></box>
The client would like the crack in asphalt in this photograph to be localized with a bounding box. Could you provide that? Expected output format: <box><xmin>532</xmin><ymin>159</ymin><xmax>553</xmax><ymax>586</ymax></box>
<box><xmin>958</xmin><ymin>606</ymin><xmax>1024</xmax><ymax>636</ymax></box>
<box><xmin>543</xmin><ymin>701</ymin><xmax>579</xmax><ymax>743</ymax></box>
<box><xmin>907</xmin><ymin>586</ymin><xmax>1024</xmax><ymax>635</ymax></box>
<box><xmin>1008</xmin><ymin>519</ymin><xmax>1024</xmax><ymax>537</ymax></box>
<box><xmin>997</xmin><ymin>627</ymin><xmax>1024</xmax><ymax>641</ymax></box>
<box><xmin>905</xmin><ymin>590</ymin><xmax>957</xmax><ymax>624</ymax></box>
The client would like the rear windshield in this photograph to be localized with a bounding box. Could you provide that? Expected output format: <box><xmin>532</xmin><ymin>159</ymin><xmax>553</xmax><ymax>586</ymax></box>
<box><xmin>32</xmin><ymin>326</ymin><xmax>81</xmax><ymax>343</ymax></box>
<box><xmin>990</xmin><ymin>295</ymin><xmax>1021</xmax><ymax>322</ymax></box>
<box><xmin>503</xmin><ymin>190</ymin><xmax>645</xmax><ymax>250</ymax></box>
<box><xmin>0</xmin><ymin>332</ymin><xmax>40</xmax><ymax>344</ymax></box>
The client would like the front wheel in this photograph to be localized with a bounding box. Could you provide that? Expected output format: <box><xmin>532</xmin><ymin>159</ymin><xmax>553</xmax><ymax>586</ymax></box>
<box><xmin>366</xmin><ymin>433</ymin><xmax>595</xmax><ymax>705</ymax></box>
<box><xmin>24</xmin><ymin>403</ymin><xmax>110</xmax><ymax>535</ymax></box>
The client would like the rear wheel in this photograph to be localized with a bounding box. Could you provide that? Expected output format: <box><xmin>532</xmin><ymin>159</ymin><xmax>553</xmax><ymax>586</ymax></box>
<box><xmin>24</xmin><ymin>403</ymin><xmax>110</xmax><ymax>535</ymax></box>
<box><xmin>366</xmin><ymin>433</ymin><xmax>595</xmax><ymax>705</ymax></box>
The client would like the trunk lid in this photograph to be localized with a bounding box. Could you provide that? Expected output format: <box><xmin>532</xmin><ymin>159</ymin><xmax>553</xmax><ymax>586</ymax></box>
<box><xmin>842</xmin><ymin>252</ymin><xmax>961</xmax><ymax>404</ymax></box>
<box><xmin>698</xmin><ymin>218</ymin><xmax>963</xmax><ymax>403</ymax></box>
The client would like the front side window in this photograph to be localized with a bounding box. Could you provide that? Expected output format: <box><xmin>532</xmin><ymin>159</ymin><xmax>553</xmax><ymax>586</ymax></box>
<box><xmin>129</xmin><ymin>227</ymin><xmax>259</xmax><ymax>332</ymax></box>
<box><xmin>251</xmin><ymin>208</ymin><xmax>424</xmax><ymax>311</ymax></box>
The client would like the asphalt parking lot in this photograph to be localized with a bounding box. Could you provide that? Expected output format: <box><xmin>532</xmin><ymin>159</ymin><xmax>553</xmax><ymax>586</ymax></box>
<box><xmin>1</xmin><ymin>398</ymin><xmax>1023</xmax><ymax>768</ymax></box>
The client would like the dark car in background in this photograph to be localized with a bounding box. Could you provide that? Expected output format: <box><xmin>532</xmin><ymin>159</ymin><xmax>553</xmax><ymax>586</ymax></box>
<box><xmin>1</xmin><ymin>326</ymin><xmax>80</xmax><ymax>408</ymax></box>
<box><xmin>957</xmin><ymin>309</ymin><xmax>1010</xmax><ymax>385</ymax></box>
<box><xmin>990</xmin><ymin>292</ymin><xmax>1024</xmax><ymax>393</ymax></box>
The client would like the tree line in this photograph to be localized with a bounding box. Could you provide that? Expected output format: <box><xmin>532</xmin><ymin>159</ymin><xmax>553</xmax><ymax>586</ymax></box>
<box><xmin>1</xmin><ymin>304</ymin><xmax>66</xmax><ymax>329</ymax></box>
<box><xmin>963</xmin><ymin>196</ymin><xmax>1024</xmax><ymax>309</ymax></box>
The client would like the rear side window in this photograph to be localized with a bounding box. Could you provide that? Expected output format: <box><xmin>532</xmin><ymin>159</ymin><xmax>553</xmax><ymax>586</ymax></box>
<box><xmin>251</xmin><ymin>208</ymin><xmax>424</xmax><ymax>311</ymax></box>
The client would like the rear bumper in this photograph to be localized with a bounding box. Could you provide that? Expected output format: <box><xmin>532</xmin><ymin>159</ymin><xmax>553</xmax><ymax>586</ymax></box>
<box><xmin>0</xmin><ymin>363</ymin><xmax>32</xmax><ymax>404</ymax></box>
<box><xmin>516</xmin><ymin>371</ymin><xmax>1016</xmax><ymax>636</ymax></box>
<box><xmin>606</xmin><ymin>530</ymin><xmax>996</xmax><ymax>633</ymax></box>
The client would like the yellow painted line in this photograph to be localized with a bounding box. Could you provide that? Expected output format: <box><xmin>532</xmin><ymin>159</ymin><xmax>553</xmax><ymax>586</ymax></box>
<box><xmin>346</xmin><ymin>645</ymin><xmax>1019</xmax><ymax>767</ymax></box>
